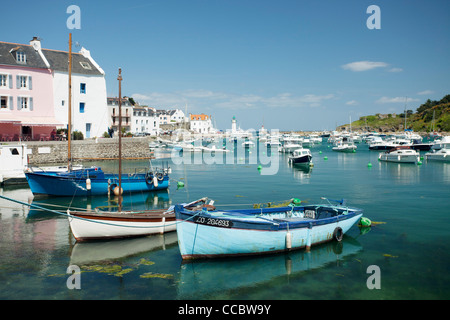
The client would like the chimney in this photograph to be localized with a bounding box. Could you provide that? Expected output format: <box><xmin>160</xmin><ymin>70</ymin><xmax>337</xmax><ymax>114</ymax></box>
<box><xmin>30</xmin><ymin>36</ymin><xmax>41</xmax><ymax>51</ymax></box>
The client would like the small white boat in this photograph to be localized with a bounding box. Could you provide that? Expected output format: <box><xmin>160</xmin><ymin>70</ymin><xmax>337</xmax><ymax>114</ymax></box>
<box><xmin>288</xmin><ymin>148</ymin><xmax>312</xmax><ymax>164</ymax></box>
<box><xmin>282</xmin><ymin>143</ymin><xmax>302</xmax><ymax>153</ymax></box>
<box><xmin>378</xmin><ymin>146</ymin><xmax>419</xmax><ymax>163</ymax></box>
<box><xmin>425</xmin><ymin>147</ymin><xmax>450</xmax><ymax>162</ymax></box>
<box><xmin>242</xmin><ymin>141</ymin><xmax>255</xmax><ymax>148</ymax></box>
<box><xmin>0</xmin><ymin>144</ymin><xmax>30</xmax><ymax>185</ymax></box>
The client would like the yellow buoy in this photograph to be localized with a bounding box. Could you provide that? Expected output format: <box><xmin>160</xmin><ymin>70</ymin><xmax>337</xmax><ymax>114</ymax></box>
<box><xmin>113</xmin><ymin>186</ymin><xmax>123</xmax><ymax>196</ymax></box>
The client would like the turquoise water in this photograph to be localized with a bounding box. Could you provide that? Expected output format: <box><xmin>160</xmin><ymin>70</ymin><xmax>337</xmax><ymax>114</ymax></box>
<box><xmin>0</xmin><ymin>140</ymin><xmax>449</xmax><ymax>300</ymax></box>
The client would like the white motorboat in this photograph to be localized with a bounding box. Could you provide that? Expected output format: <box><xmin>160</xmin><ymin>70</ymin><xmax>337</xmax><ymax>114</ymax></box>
<box><xmin>288</xmin><ymin>148</ymin><xmax>312</xmax><ymax>164</ymax></box>
<box><xmin>0</xmin><ymin>144</ymin><xmax>30</xmax><ymax>185</ymax></box>
<box><xmin>282</xmin><ymin>143</ymin><xmax>302</xmax><ymax>153</ymax></box>
<box><xmin>425</xmin><ymin>147</ymin><xmax>450</xmax><ymax>162</ymax></box>
<box><xmin>378</xmin><ymin>146</ymin><xmax>419</xmax><ymax>163</ymax></box>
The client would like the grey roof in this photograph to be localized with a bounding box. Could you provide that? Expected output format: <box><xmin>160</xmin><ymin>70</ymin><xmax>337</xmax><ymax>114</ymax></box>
<box><xmin>42</xmin><ymin>49</ymin><xmax>102</xmax><ymax>75</ymax></box>
<box><xmin>0</xmin><ymin>40</ymin><xmax>102</xmax><ymax>75</ymax></box>
<box><xmin>0</xmin><ymin>42</ymin><xmax>48</xmax><ymax>69</ymax></box>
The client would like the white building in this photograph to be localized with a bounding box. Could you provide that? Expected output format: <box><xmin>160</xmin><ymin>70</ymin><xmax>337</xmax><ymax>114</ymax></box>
<box><xmin>48</xmin><ymin>46</ymin><xmax>108</xmax><ymax>139</ymax></box>
<box><xmin>132</xmin><ymin>106</ymin><xmax>159</xmax><ymax>135</ymax></box>
<box><xmin>189</xmin><ymin>113</ymin><xmax>213</xmax><ymax>134</ymax></box>
<box><xmin>157</xmin><ymin>109</ymin><xmax>185</xmax><ymax>125</ymax></box>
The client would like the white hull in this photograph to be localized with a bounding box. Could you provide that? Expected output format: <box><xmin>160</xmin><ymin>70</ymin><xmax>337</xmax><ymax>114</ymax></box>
<box><xmin>68</xmin><ymin>214</ymin><xmax>176</xmax><ymax>241</ymax></box>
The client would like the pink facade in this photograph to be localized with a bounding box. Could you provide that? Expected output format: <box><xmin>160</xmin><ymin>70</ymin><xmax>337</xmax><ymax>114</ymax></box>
<box><xmin>0</xmin><ymin>64</ymin><xmax>59</xmax><ymax>141</ymax></box>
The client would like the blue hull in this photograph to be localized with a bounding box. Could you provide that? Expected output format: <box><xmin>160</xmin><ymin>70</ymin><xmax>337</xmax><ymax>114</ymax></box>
<box><xmin>25</xmin><ymin>167</ymin><xmax>169</xmax><ymax>196</ymax></box>
<box><xmin>175</xmin><ymin>202</ymin><xmax>363</xmax><ymax>259</ymax></box>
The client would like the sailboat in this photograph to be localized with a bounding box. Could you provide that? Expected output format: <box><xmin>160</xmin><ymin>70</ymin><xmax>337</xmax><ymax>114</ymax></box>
<box><xmin>24</xmin><ymin>35</ymin><xmax>169</xmax><ymax>196</ymax></box>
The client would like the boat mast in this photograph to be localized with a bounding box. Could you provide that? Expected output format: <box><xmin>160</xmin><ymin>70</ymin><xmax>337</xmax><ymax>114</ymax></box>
<box><xmin>117</xmin><ymin>68</ymin><xmax>123</xmax><ymax>211</ymax></box>
<box><xmin>68</xmin><ymin>33</ymin><xmax>72</xmax><ymax>171</ymax></box>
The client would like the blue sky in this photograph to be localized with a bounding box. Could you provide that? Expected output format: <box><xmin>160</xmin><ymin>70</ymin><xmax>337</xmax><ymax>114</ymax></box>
<box><xmin>3</xmin><ymin>0</ymin><xmax>449</xmax><ymax>131</ymax></box>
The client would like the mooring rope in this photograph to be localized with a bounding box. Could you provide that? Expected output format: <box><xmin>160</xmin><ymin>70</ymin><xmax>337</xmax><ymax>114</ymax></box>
<box><xmin>0</xmin><ymin>194</ymin><xmax>201</xmax><ymax>229</ymax></box>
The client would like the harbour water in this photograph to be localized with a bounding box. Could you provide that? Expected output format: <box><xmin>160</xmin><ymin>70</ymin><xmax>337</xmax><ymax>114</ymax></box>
<box><xmin>0</xmin><ymin>140</ymin><xmax>449</xmax><ymax>300</ymax></box>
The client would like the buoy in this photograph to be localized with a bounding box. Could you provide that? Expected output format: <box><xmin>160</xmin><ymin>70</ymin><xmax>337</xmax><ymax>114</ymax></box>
<box><xmin>324</xmin><ymin>156</ymin><xmax>328</xmax><ymax>160</ymax></box>
<box><xmin>285</xmin><ymin>231</ymin><xmax>292</xmax><ymax>250</ymax></box>
<box><xmin>359</xmin><ymin>217</ymin><xmax>372</xmax><ymax>227</ymax></box>
<box><xmin>367</xmin><ymin>162</ymin><xmax>372</xmax><ymax>167</ymax></box>
<box><xmin>319</xmin><ymin>151</ymin><xmax>322</xmax><ymax>154</ymax></box>
<box><xmin>292</xmin><ymin>198</ymin><xmax>301</xmax><ymax>205</ymax></box>
<box><xmin>417</xmin><ymin>160</ymin><xmax>422</xmax><ymax>165</ymax></box>
<box><xmin>153</xmin><ymin>176</ymin><xmax>158</xmax><ymax>187</ymax></box>
<box><xmin>352</xmin><ymin>149</ymin><xmax>356</xmax><ymax>153</ymax></box>
<box><xmin>113</xmin><ymin>186</ymin><xmax>123</xmax><ymax>196</ymax></box>
<box><xmin>177</xmin><ymin>181</ymin><xmax>185</xmax><ymax>188</ymax></box>
<box><xmin>86</xmin><ymin>178</ymin><xmax>91</xmax><ymax>191</ymax></box>
<box><xmin>257</xmin><ymin>165</ymin><xmax>262</xmax><ymax>170</ymax></box>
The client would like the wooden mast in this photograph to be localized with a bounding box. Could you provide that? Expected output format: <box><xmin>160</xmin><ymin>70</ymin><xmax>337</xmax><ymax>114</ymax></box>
<box><xmin>68</xmin><ymin>33</ymin><xmax>72</xmax><ymax>171</ymax></box>
<box><xmin>117</xmin><ymin>68</ymin><xmax>123</xmax><ymax>211</ymax></box>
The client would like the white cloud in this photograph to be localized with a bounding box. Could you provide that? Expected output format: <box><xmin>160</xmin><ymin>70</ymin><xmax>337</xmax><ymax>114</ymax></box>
<box><xmin>341</xmin><ymin>61</ymin><xmax>388</xmax><ymax>72</ymax></box>
<box><xmin>417</xmin><ymin>90</ymin><xmax>434</xmax><ymax>95</ymax></box>
<box><xmin>388</xmin><ymin>67</ymin><xmax>403</xmax><ymax>73</ymax></box>
<box><xmin>376</xmin><ymin>96</ymin><xmax>419</xmax><ymax>104</ymax></box>
<box><xmin>346</xmin><ymin>100</ymin><xmax>358</xmax><ymax>105</ymax></box>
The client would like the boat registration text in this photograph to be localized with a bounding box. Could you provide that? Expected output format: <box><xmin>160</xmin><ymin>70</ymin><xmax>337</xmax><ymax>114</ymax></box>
<box><xmin>194</xmin><ymin>216</ymin><xmax>233</xmax><ymax>228</ymax></box>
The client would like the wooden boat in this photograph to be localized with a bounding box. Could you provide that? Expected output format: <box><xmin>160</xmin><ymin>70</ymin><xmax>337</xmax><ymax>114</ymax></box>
<box><xmin>378</xmin><ymin>146</ymin><xmax>419</xmax><ymax>163</ymax></box>
<box><xmin>175</xmin><ymin>198</ymin><xmax>364</xmax><ymax>259</ymax></box>
<box><xmin>68</xmin><ymin>197</ymin><xmax>212</xmax><ymax>241</ymax></box>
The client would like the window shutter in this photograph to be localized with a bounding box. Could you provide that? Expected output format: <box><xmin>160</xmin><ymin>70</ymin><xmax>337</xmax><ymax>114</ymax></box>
<box><xmin>28</xmin><ymin>76</ymin><xmax>32</xmax><ymax>90</ymax></box>
<box><xmin>9</xmin><ymin>75</ymin><xmax>13</xmax><ymax>89</ymax></box>
<box><xmin>16</xmin><ymin>75</ymin><xmax>20</xmax><ymax>89</ymax></box>
<box><xmin>17</xmin><ymin>97</ymin><xmax>22</xmax><ymax>110</ymax></box>
<box><xmin>9</xmin><ymin>96</ymin><xmax>13</xmax><ymax>110</ymax></box>
<box><xmin>29</xmin><ymin>97</ymin><xmax>33</xmax><ymax>111</ymax></box>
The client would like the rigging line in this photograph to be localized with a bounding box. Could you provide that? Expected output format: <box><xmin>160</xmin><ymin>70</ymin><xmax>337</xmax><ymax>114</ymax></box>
<box><xmin>0</xmin><ymin>194</ymin><xmax>202</xmax><ymax>229</ymax></box>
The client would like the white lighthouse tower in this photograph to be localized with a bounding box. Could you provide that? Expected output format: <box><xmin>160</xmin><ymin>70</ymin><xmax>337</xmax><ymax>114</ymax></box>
<box><xmin>231</xmin><ymin>116</ymin><xmax>237</xmax><ymax>133</ymax></box>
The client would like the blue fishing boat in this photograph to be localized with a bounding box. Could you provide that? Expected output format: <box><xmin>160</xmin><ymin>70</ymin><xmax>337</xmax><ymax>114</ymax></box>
<box><xmin>175</xmin><ymin>198</ymin><xmax>364</xmax><ymax>259</ymax></box>
<box><xmin>25</xmin><ymin>166</ymin><xmax>169</xmax><ymax>196</ymax></box>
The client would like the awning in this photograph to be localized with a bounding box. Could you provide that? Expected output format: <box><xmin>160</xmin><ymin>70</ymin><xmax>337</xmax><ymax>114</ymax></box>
<box><xmin>0</xmin><ymin>114</ymin><xmax>64</xmax><ymax>126</ymax></box>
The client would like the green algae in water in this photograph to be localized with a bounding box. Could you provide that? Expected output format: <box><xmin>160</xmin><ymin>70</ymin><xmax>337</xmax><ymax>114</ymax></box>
<box><xmin>140</xmin><ymin>272</ymin><xmax>173</xmax><ymax>279</ymax></box>
<box><xmin>138</xmin><ymin>258</ymin><xmax>155</xmax><ymax>266</ymax></box>
<box><xmin>81</xmin><ymin>265</ymin><xmax>134</xmax><ymax>277</ymax></box>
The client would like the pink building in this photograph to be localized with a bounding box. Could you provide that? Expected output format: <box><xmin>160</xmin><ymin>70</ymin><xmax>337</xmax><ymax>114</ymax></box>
<box><xmin>0</xmin><ymin>38</ymin><xmax>63</xmax><ymax>141</ymax></box>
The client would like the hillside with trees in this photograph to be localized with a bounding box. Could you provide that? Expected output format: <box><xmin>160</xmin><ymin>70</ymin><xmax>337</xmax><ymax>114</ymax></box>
<box><xmin>338</xmin><ymin>94</ymin><xmax>450</xmax><ymax>133</ymax></box>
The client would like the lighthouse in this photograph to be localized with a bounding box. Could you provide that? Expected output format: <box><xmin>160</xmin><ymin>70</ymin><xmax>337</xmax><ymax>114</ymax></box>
<box><xmin>231</xmin><ymin>116</ymin><xmax>237</xmax><ymax>133</ymax></box>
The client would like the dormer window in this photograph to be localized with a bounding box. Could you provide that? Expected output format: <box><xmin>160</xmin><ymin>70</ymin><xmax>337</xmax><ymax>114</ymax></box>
<box><xmin>79</xmin><ymin>61</ymin><xmax>91</xmax><ymax>70</ymax></box>
<box><xmin>16</xmin><ymin>51</ymin><xmax>26</xmax><ymax>64</ymax></box>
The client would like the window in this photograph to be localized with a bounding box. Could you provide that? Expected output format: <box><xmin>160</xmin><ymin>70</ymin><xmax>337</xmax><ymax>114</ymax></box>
<box><xmin>62</xmin><ymin>100</ymin><xmax>65</xmax><ymax>107</ymax></box>
<box><xmin>0</xmin><ymin>75</ymin><xmax>7</xmax><ymax>87</ymax></box>
<box><xmin>80</xmin><ymin>83</ymin><xmax>86</xmax><ymax>94</ymax></box>
<box><xmin>18</xmin><ymin>97</ymin><xmax>30</xmax><ymax>110</ymax></box>
<box><xmin>19</xmin><ymin>76</ymin><xmax>27</xmax><ymax>88</ymax></box>
<box><xmin>79</xmin><ymin>102</ymin><xmax>85</xmax><ymax>113</ymax></box>
<box><xmin>16</xmin><ymin>51</ymin><xmax>26</xmax><ymax>64</ymax></box>
<box><xmin>79</xmin><ymin>61</ymin><xmax>91</xmax><ymax>70</ymax></box>
<box><xmin>1</xmin><ymin>96</ymin><xmax>8</xmax><ymax>109</ymax></box>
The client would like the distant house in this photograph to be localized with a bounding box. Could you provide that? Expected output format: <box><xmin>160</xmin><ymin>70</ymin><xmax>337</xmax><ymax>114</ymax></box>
<box><xmin>189</xmin><ymin>113</ymin><xmax>213</xmax><ymax>134</ymax></box>
<box><xmin>0</xmin><ymin>37</ymin><xmax>108</xmax><ymax>140</ymax></box>
<box><xmin>132</xmin><ymin>106</ymin><xmax>159</xmax><ymax>136</ymax></box>
<box><xmin>107</xmin><ymin>97</ymin><xmax>133</xmax><ymax>135</ymax></box>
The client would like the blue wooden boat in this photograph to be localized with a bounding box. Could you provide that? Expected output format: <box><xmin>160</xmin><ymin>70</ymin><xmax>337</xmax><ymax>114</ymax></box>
<box><xmin>25</xmin><ymin>166</ymin><xmax>169</xmax><ymax>196</ymax></box>
<box><xmin>175</xmin><ymin>198</ymin><xmax>363</xmax><ymax>259</ymax></box>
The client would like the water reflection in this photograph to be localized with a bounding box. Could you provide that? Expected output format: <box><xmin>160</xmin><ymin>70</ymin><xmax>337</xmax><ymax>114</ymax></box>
<box><xmin>377</xmin><ymin>161</ymin><xmax>420</xmax><ymax>185</ymax></box>
<box><xmin>70</xmin><ymin>232</ymin><xmax>178</xmax><ymax>265</ymax></box>
<box><xmin>176</xmin><ymin>236</ymin><xmax>362</xmax><ymax>299</ymax></box>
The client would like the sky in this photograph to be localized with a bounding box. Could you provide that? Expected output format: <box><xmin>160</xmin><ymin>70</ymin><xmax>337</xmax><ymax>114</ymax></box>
<box><xmin>2</xmin><ymin>0</ymin><xmax>449</xmax><ymax>131</ymax></box>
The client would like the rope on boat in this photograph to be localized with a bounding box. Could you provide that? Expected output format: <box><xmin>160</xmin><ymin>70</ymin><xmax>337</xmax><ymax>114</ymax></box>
<box><xmin>0</xmin><ymin>194</ymin><xmax>201</xmax><ymax>229</ymax></box>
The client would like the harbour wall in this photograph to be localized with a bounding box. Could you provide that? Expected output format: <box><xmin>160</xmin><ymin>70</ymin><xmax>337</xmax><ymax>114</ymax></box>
<box><xmin>26</xmin><ymin>138</ymin><xmax>152</xmax><ymax>165</ymax></box>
